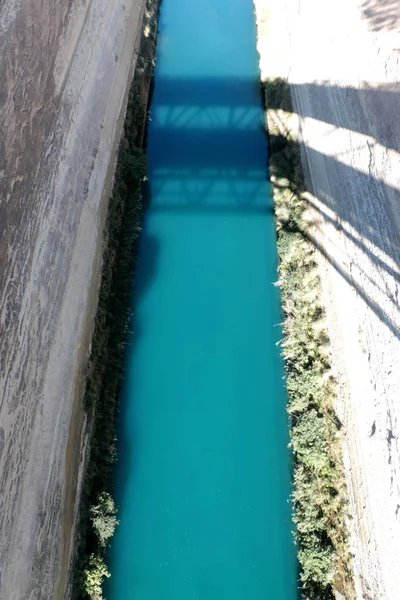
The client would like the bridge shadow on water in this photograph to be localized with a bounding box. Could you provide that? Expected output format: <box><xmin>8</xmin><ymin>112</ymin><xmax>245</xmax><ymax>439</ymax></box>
<box><xmin>145</xmin><ymin>75</ymin><xmax>273</xmax><ymax>215</ymax></box>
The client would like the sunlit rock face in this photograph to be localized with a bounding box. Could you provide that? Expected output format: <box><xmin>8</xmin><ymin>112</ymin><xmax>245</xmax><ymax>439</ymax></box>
<box><xmin>0</xmin><ymin>0</ymin><xmax>145</xmax><ymax>597</ymax></box>
<box><xmin>254</xmin><ymin>1</ymin><xmax>400</xmax><ymax>598</ymax></box>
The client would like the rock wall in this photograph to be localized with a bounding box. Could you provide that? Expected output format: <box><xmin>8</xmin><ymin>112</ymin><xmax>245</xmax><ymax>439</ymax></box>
<box><xmin>253</xmin><ymin>0</ymin><xmax>400</xmax><ymax>598</ymax></box>
<box><xmin>0</xmin><ymin>0</ymin><xmax>146</xmax><ymax>597</ymax></box>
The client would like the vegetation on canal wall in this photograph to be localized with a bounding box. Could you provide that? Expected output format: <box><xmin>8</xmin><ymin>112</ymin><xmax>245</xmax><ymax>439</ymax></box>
<box><xmin>262</xmin><ymin>78</ymin><xmax>354</xmax><ymax>600</ymax></box>
<box><xmin>71</xmin><ymin>2</ymin><xmax>159</xmax><ymax>598</ymax></box>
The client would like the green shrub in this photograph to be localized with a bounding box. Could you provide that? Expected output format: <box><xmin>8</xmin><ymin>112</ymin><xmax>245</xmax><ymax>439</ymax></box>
<box><xmin>291</xmin><ymin>410</ymin><xmax>330</xmax><ymax>473</ymax></box>
<box><xmin>299</xmin><ymin>542</ymin><xmax>335</xmax><ymax>590</ymax></box>
<box><xmin>121</xmin><ymin>146</ymin><xmax>148</xmax><ymax>182</ymax></box>
<box><xmin>90</xmin><ymin>492</ymin><xmax>119</xmax><ymax>548</ymax></box>
<box><xmin>82</xmin><ymin>554</ymin><xmax>110</xmax><ymax>599</ymax></box>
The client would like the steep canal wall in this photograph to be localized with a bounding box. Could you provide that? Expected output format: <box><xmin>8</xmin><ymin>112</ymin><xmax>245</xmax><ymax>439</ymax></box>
<box><xmin>253</xmin><ymin>2</ymin><xmax>354</xmax><ymax>600</ymax></box>
<box><xmin>0</xmin><ymin>0</ymin><xmax>148</xmax><ymax>597</ymax></box>
<box><xmin>254</xmin><ymin>0</ymin><xmax>400</xmax><ymax>599</ymax></box>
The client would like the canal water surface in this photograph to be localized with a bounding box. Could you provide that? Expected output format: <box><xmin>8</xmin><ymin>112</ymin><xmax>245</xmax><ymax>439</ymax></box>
<box><xmin>107</xmin><ymin>0</ymin><xmax>298</xmax><ymax>598</ymax></box>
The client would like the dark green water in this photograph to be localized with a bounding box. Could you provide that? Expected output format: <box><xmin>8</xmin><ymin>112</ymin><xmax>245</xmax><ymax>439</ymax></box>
<box><xmin>107</xmin><ymin>0</ymin><xmax>298</xmax><ymax>598</ymax></box>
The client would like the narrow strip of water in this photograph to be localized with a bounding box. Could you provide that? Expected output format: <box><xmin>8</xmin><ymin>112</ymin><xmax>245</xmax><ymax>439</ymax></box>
<box><xmin>107</xmin><ymin>0</ymin><xmax>298</xmax><ymax>597</ymax></box>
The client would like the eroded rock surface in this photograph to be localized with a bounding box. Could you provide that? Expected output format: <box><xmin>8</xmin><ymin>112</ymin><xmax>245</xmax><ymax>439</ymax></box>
<box><xmin>0</xmin><ymin>0</ymin><xmax>144</xmax><ymax>597</ymax></box>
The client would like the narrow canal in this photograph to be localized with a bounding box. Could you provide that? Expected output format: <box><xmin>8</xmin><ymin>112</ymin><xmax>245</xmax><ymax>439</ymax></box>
<box><xmin>107</xmin><ymin>0</ymin><xmax>298</xmax><ymax>598</ymax></box>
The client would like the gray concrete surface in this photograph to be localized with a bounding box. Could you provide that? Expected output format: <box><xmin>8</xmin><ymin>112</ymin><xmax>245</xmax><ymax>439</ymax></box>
<box><xmin>0</xmin><ymin>0</ymin><xmax>145</xmax><ymax>597</ymax></box>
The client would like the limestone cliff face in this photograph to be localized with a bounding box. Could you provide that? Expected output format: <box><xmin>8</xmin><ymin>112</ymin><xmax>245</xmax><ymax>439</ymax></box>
<box><xmin>253</xmin><ymin>1</ymin><xmax>400</xmax><ymax>598</ymax></box>
<box><xmin>0</xmin><ymin>0</ymin><xmax>145</xmax><ymax>597</ymax></box>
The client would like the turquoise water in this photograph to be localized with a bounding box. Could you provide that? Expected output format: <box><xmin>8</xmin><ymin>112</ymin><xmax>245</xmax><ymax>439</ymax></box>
<box><xmin>107</xmin><ymin>0</ymin><xmax>298</xmax><ymax>598</ymax></box>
